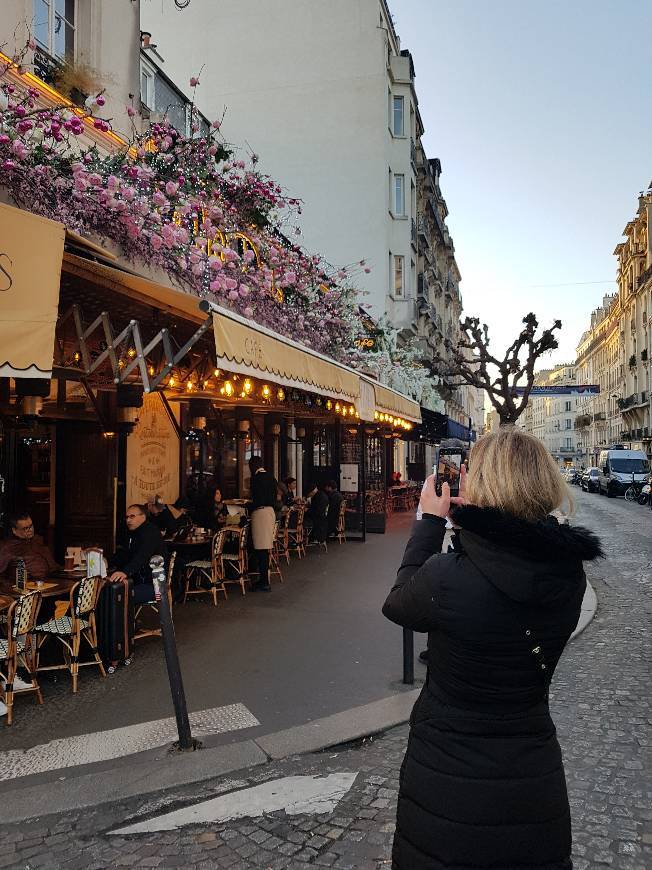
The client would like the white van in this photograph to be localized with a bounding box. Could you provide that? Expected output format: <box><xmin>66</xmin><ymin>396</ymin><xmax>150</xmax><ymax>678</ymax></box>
<box><xmin>597</xmin><ymin>447</ymin><xmax>650</xmax><ymax>497</ymax></box>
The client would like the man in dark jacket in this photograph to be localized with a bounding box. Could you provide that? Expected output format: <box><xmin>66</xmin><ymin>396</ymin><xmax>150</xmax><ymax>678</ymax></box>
<box><xmin>305</xmin><ymin>483</ymin><xmax>329</xmax><ymax>544</ymax></box>
<box><xmin>109</xmin><ymin>504</ymin><xmax>167</xmax><ymax>604</ymax></box>
<box><xmin>324</xmin><ymin>480</ymin><xmax>344</xmax><ymax>539</ymax></box>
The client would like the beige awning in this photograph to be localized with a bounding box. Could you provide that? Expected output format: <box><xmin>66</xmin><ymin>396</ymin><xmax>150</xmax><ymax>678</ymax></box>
<box><xmin>208</xmin><ymin>302</ymin><xmax>361</xmax><ymax>405</ymax></box>
<box><xmin>0</xmin><ymin>203</ymin><xmax>65</xmax><ymax>378</ymax></box>
<box><xmin>368</xmin><ymin>380</ymin><xmax>422</xmax><ymax>423</ymax></box>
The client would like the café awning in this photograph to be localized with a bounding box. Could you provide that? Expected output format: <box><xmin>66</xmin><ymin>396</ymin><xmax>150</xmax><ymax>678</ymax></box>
<box><xmin>0</xmin><ymin>203</ymin><xmax>65</xmax><ymax>378</ymax></box>
<box><xmin>202</xmin><ymin>300</ymin><xmax>362</xmax><ymax>407</ymax></box>
<box><xmin>368</xmin><ymin>380</ymin><xmax>422</xmax><ymax>423</ymax></box>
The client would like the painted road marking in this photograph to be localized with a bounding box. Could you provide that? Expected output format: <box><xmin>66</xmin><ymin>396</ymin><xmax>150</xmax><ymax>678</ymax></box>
<box><xmin>112</xmin><ymin>772</ymin><xmax>359</xmax><ymax>833</ymax></box>
<box><xmin>0</xmin><ymin>703</ymin><xmax>259</xmax><ymax>782</ymax></box>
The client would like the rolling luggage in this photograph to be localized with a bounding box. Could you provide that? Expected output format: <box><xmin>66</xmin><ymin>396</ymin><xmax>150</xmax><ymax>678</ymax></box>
<box><xmin>97</xmin><ymin>577</ymin><xmax>134</xmax><ymax>673</ymax></box>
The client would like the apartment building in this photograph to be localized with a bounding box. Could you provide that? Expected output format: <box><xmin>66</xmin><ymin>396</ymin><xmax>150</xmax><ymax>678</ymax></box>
<box><xmin>141</xmin><ymin>0</ymin><xmax>483</xmax><ymax>434</ymax></box>
<box><xmin>522</xmin><ymin>366</ymin><xmax>579</xmax><ymax>466</ymax></box>
<box><xmin>574</xmin><ymin>293</ymin><xmax>623</xmax><ymax>465</ymax></box>
<box><xmin>614</xmin><ymin>188</ymin><xmax>652</xmax><ymax>453</ymax></box>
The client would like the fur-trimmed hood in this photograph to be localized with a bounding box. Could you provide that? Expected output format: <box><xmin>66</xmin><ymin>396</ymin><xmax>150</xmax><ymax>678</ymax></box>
<box><xmin>449</xmin><ymin>504</ymin><xmax>603</xmax><ymax>604</ymax></box>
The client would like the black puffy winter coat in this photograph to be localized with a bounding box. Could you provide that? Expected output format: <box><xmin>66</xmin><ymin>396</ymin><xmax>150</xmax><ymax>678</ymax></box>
<box><xmin>382</xmin><ymin>505</ymin><xmax>602</xmax><ymax>870</ymax></box>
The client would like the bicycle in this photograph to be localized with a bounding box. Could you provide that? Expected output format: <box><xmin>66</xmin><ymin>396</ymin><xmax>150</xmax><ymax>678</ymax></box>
<box><xmin>624</xmin><ymin>473</ymin><xmax>643</xmax><ymax>502</ymax></box>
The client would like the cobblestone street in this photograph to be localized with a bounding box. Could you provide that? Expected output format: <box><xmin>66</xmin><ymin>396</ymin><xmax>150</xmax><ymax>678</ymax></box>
<box><xmin>0</xmin><ymin>490</ymin><xmax>650</xmax><ymax>869</ymax></box>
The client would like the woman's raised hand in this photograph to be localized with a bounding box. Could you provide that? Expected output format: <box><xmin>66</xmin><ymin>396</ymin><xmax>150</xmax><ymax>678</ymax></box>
<box><xmin>418</xmin><ymin>465</ymin><xmax>467</xmax><ymax>519</ymax></box>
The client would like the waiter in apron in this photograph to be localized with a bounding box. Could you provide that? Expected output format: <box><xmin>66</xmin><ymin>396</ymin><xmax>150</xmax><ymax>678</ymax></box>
<box><xmin>248</xmin><ymin>456</ymin><xmax>278</xmax><ymax>592</ymax></box>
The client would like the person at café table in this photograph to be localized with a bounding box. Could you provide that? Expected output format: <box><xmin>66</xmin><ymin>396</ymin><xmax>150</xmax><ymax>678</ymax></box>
<box><xmin>0</xmin><ymin>512</ymin><xmax>58</xmax><ymax>581</ymax></box>
<box><xmin>108</xmin><ymin>504</ymin><xmax>167</xmax><ymax>604</ymax></box>
<box><xmin>305</xmin><ymin>482</ymin><xmax>329</xmax><ymax>545</ymax></box>
<box><xmin>148</xmin><ymin>495</ymin><xmax>193</xmax><ymax>538</ymax></box>
<box><xmin>205</xmin><ymin>486</ymin><xmax>229</xmax><ymax>531</ymax></box>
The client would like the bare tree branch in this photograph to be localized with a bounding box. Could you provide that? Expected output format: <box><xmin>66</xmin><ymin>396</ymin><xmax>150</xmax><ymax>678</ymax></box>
<box><xmin>432</xmin><ymin>313</ymin><xmax>562</xmax><ymax>425</ymax></box>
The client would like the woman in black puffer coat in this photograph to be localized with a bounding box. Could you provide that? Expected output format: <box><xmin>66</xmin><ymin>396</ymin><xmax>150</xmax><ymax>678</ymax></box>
<box><xmin>383</xmin><ymin>427</ymin><xmax>602</xmax><ymax>870</ymax></box>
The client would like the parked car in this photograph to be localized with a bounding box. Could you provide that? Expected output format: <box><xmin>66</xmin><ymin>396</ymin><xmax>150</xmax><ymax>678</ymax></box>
<box><xmin>581</xmin><ymin>467</ymin><xmax>600</xmax><ymax>493</ymax></box>
<box><xmin>597</xmin><ymin>447</ymin><xmax>650</xmax><ymax>497</ymax></box>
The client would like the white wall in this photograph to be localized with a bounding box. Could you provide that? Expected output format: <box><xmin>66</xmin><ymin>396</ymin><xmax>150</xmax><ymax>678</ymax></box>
<box><xmin>141</xmin><ymin>0</ymin><xmax>412</xmax><ymax>320</ymax></box>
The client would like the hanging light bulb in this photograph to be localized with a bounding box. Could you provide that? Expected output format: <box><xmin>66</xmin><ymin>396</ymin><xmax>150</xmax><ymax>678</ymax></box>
<box><xmin>244</xmin><ymin>379</ymin><xmax>253</xmax><ymax>394</ymax></box>
<box><xmin>127</xmin><ymin>347</ymin><xmax>136</xmax><ymax>359</ymax></box>
<box><xmin>335</xmin><ymin>402</ymin><xmax>341</xmax><ymax>413</ymax></box>
<box><xmin>224</xmin><ymin>380</ymin><xmax>234</xmax><ymax>397</ymax></box>
<box><xmin>277</xmin><ymin>387</ymin><xmax>286</xmax><ymax>401</ymax></box>
<box><xmin>169</xmin><ymin>376</ymin><xmax>176</xmax><ymax>387</ymax></box>
<box><xmin>262</xmin><ymin>384</ymin><xmax>271</xmax><ymax>399</ymax></box>
<box><xmin>118</xmin><ymin>359</ymin><xmax>125</xmax><ymax>370</ymax></box>
<box><xmin>214</xmin><ymin>368</ymin><xmax>220</xmax><ymax>377</ymax></box>
<box><xmin>374</xmin><ymin>411</ymin><xmax>379</xmax><ymax>421</ymax></box>
<box><xmin>203</xmin><ymin>380</ymin><xmax>209</xmax><ymax>390</ymax></box>
<box><xmin>186</xmin><ymin>381</ymin><xmax>194</xmax><ymax>392</ymax></box>
<box><xmin>341</xmin><ymin>406</ymin><xmax>348</xmax><ymax>417</ymax></box>
<box><xmin>73</xmin><ymin>351</ymin><xmax>81</xmax><ymax>363</ymax></box>
<box><xmin>148</xmin><ymin>365</ymin><xmax>155</xmax><ymax>377</ymax></box>
<box><xmin>219</xmin><ymin>387</ymin><xmax>225</xmax><ymax>395</ymax></box>
<box><xmin>326</xmin><ymin>400</ymin><xmax>333</xmax><ymax>410</ymax></box>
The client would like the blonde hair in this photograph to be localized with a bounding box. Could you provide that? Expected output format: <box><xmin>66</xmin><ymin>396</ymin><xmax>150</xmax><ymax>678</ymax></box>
<box><xmin>466</xmin><ymin>426</ymin><xmax>573</xmax><ymax>522</ymax></box>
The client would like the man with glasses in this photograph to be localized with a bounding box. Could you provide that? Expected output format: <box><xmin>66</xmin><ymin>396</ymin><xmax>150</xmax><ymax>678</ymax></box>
<box><xmin>109</xmin><ymin>504</ymin><xmax>167</xmax><ymax>604</ymax></box>
<box><xmin>0</xmin><ymin>512</ymin><xmax>58</xmax><ymax>580</ymax></box>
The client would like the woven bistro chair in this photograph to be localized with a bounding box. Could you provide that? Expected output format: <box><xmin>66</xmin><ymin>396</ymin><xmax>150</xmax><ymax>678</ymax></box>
<box><xmin>0</xmin><ymin>591</ymin><xmax>43</xmax><ymax>726</ymax></box>
<box><xmin>135</xmin><ymin>553</ymin><xmax>176</xmax><ymax>641</ymax></box>
<box><xmin>35</xmin><ymin>575</ymin><xmax>106</xmax><ymax>693</ymax></box>
<box><xmin>287</xmin><ymin>504</ymin><xmax>307</xmax><ymax>559</ymax></box>
<box><xmin>183</xmin><ymin>534</ymin><xmax>228</xmax><ymax>606</ymax></box>
<box><xmin>336</xmin><ymin>500</ymin><xmax>347</xmax><ymax>544</ymax></box>
<box><xmin>222</xmin><ymin>524</ymin><xmax>251</xmax><ymax>596</ymax></box>
<box><xmin>276</xmin><ymin>510</ymin><xmax>291</xmax><ymax>565</ymax></box>
<box><xmin>270</xmin><ymin>521</ymin><xmax>284</xmax><ymax>584</ymax></box>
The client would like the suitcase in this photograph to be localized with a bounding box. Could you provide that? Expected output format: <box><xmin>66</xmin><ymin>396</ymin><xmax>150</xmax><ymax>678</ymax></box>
<box><xmin>97</xmin><ymin>577</ymin><xmax>134</xmax><ymax>673</ymax></box>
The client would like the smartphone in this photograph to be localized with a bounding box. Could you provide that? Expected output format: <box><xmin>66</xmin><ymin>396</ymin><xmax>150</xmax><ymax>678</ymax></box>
<box><xmin>435</xmin><ymin>448</ymin><xmax>463</xmax><ymax>497</ymax></box>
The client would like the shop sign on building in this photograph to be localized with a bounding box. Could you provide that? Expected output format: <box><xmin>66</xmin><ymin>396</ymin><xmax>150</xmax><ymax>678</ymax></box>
<box><xmin>126</xmin><ymin>393</ymin><xmax>180</xmax><ymax>506</ymax></box>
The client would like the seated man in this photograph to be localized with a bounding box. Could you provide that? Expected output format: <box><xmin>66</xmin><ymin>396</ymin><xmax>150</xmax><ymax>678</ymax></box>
<box><xmin>0</xmin><ymin>512</ymin><xmax>58</xmax><ymax>580</ymax></box>
<box><xmin>324</xmin><ymin>480</ymin><xmax>345</xmax><ymax>538</ymax></box>
<box><xmin>109</xmin><ymin>504</ymin><xmax>167</xmax><ymax>604</ymax></box>
<box><xmin>305</xmin><ymin>483</ymin><xmax>329</xmax><ymax>544</ymax></box>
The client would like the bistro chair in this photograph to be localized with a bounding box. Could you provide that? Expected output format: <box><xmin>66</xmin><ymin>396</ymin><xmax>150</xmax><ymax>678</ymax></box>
<box><xmin>35</xmin><ymin>575</ymin><xmax>106</xmax><ymax>693</ymax></box>
<box><xmin>134</xmin><ymin>553</ymin><xmax>176</xmax><ymax>641</ymax></box>
<box><xmin>270</xmin><ymin>521</ymin><xmax>284</xmax><ymax>584</ymax></box>
<box><xmin>222</xmin><ymin>524</ymin><xmax>251</xmax><ymax>596</ymax></box>
<box><xmin>0</xmin><ymin>591</ymin><xmax>43</xmax><ymax>726</ymax></box>
<box><xmin>183</xmin><ymin>535</ymin><xmax>228</xmax><ymax>606</ymax></box>
<box><xmin>336</xmin><ymin>500</ymin><xmax>347</xmax><ymax>544</ymax></box>
<box><xmin>287</xmin><ymin>505</ymin><xmax>307</xmax><ymax>559</ymax></box>
<box><xmin>275</xmin><ymin>511</ymin><xmax>291</xmax><ymax>565</ymax></box>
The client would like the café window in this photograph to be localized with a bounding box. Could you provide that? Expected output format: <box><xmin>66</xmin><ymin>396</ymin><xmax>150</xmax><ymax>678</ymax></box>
<box><xmin>33</xmin><ymin>0</ymin><xmax>75</xmax><ymax>61</ymax></box>
<box><xmin>313</xmin><ymin>426</ymin><xmax>334</xmax><ymax>467</ymax></box>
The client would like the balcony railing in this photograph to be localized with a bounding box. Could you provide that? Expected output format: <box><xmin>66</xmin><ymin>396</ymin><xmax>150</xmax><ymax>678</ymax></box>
<box><xmin>33</xmin><ymin>46</ymin><xmax>63</xmax><ymax>88</ymax></box>
<box><xmin>411</xmin><ymin>217</ymin><xmax>417</xmax><ymax>246</ymax></box>
<box><xmin>410</xmin><ymin>138</ymin><xmax>417</xmax><ymax>167</ymax></box>
<box><xmin>593</xmin><ymin>411</ymin><xmax>606</xmax><ymax>422</ymax></box>
<box><xmin>621</xmin><ymin>392</ymin><xmax>648</xmax><ymax>411</ymax></box>
<box><xmin>575</xmin><ymin>414</ymin><xmax>592</xmax><ymax>429</ymax></box>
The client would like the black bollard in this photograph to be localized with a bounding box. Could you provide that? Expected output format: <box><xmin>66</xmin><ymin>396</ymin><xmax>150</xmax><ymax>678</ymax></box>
<box><xmin>150</xmin><ymin>556</ymin><xmax>197</xmax><ymax>751</ymax></box>
<box><xmin>402</xmin><ymin>627</ymin><xmax>414</xmax><ymax>685</ymax></box>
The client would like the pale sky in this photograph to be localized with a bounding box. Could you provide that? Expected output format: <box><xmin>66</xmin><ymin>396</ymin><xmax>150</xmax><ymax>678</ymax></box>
<box><xmin>394</xmin><ymin>0</ymin><xmax>651</xmax><ymax>369</ymax></box>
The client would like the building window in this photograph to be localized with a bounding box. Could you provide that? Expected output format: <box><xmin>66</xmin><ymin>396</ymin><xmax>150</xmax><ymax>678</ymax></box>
<box><xmin>565</xmin><ymin>401</ymin><xmax>571</xmax><ymax>411</ymax></box>
<box><xmin>140</xmin><ymin>62</ymin><xmax>155</xmax><ymax>109</ymax></box>
<box><xmin>565</xmin><ymin>437</ymin><xmax>573</xmax><ymax>450</ymax></box>
<box><xmin>394</xmin><ymin>255</ymin><xmax>404</xmax><ymax>297</ymax></box>
<box><xmin>566</xmin><ymin>419</ymin><xmax>572</xmax><ymax>430</ymax></box>
<box><xmin>394</xmin><ymin>174</ymin><xmax>405</xmax><ymax>216</ymax></box>
<box><xmin>34</xmin><ymin>0</ymin><xmax>75</xmax><ymax>61</ymax></box>
<box><xmin>392</xmin><ymin>95</ymin><xmax>404</xmax><ymax>136</ymax></box>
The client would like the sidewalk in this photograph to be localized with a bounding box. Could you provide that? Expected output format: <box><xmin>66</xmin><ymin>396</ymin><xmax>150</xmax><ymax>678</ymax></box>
<box><xmin>0</xmin><ymin>514</ymin><xmax>419</xmax><ymax>779</ymax></box>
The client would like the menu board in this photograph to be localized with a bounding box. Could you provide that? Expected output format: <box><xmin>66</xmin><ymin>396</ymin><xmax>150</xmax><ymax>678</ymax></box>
<box><xmin>126</xmin><ymin>393</ymin><xmax>180</xmax><ymax>506</ymax></box>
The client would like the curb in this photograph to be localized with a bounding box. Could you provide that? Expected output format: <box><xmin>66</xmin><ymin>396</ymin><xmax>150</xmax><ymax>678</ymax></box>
<box><xmin>570</xmin><ymin>578</ymin><xmax>597</xmax><ymax>641</ymax></box>
<box><xmin>0</xmin><ymin>690</ymin><xmax>422</xmax><ymax>825</ymax></box>
<box><xmin>1</xmin><ymin>583</ymin><xmax>598</xmax><ymax>825</ymax></box>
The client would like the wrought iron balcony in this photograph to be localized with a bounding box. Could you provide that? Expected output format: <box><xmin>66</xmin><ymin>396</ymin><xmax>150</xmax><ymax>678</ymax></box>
<box><xmin>411</xmin><ymin>217</ymin><xmax>417</xmax><ymax>246</ymax></box>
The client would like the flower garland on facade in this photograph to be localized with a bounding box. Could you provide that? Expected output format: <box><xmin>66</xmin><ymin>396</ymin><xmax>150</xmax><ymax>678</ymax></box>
<box><xmin>0</xmin><ymin>47</ymin><xmax>430</xmax><ymax>400</ymax></box>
